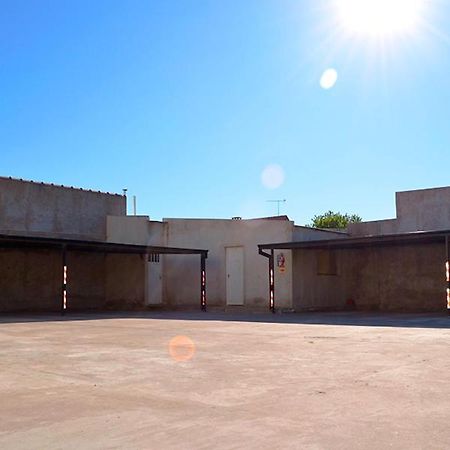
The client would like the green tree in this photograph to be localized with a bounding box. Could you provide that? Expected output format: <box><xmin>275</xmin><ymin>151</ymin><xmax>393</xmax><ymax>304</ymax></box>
<box><xmin>309</xmin><ymin>211</ymin><xmax>362</xmax><ymax>230</ymax></box>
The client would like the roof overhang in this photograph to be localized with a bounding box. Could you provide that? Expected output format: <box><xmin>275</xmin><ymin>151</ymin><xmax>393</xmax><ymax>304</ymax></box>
<box><xmin>258</xmin><ymin>229</ymin><xmax>450</xmax><ymax>251</ymax></box>
<box><xmin>0</xmin><ymin>234</ymin><xmax>208</xmax><ymax>257</ymax></box>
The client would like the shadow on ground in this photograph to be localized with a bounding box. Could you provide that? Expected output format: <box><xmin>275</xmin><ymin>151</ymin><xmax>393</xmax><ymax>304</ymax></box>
<box><xmin>0</xmin><ymin>310</ymin><xmax>449</xmax><ymax>329</ymax></box>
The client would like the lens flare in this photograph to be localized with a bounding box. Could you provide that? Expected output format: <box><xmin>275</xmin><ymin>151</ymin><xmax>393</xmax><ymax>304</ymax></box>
<box><xmin>320</xmin><ymin>68</ymin><xmax>338</xmax><ymax>89</ymax></box>
<box><xmin>261</xmin><ymin>164</ymin><xmax>285</xmax><ymax>190</ymax></box>
<box><xmin>168</xmin><ymin>335</ymin><xmax>196</xmax><ymax>362</ymax></box>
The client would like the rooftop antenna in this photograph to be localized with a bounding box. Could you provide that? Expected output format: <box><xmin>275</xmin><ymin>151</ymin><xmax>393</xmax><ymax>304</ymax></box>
<box><xmin>266</xmin><ymin>199</ymin><xmax>286</xmax><ymax>216</ymax></box>
<box><xmin>133</xmin><ymin>195</ymin><xmax>137</xmax><ymax>216</ymax></box>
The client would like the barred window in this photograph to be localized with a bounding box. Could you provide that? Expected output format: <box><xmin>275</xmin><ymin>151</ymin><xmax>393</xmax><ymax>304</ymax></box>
<box><xmin>149</xmin><ymin>253</ymin><xmax>160</xmax><ymax>263</ymax></box>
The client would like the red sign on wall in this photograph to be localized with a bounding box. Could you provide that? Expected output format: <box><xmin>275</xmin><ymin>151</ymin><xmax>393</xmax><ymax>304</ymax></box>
<box><xmin>277</xmin><ymin>253</ymin><xmax>286</xmax><ymax>273</ymax></box>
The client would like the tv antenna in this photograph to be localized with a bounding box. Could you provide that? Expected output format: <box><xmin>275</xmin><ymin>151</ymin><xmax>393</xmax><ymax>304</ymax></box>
<box><xmin>267</xmin><ymin>199</ymin><xmax>286</xmax><ymax>216</ymax></box>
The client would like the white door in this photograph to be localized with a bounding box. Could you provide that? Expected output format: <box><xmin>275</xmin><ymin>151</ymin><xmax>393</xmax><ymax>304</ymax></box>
<box><xmin>226</xmin><ymin>247</ymin><xmax>244</xmax><ymax>305</ymax></box>
<box><xmin>147</xmin><ymin>255</ymin><xmax>162</xmax><ymax>305</ymax></box>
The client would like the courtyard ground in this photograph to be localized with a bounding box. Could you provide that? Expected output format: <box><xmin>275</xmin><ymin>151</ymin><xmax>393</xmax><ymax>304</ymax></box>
<box><xmin>0</xmin><ymin>311</ymin><xmax>449</xmax><ymax>449</ymax></box>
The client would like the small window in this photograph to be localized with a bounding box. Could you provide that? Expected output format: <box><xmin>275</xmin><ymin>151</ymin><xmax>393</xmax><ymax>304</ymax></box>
<box><xmin>317</xmin><ymin>250</ymin><xmax>337</xmax><ymax>276</ymax></box>
<box><xmin>149</xmin><ymin>253</ymin><xmax>160</xmax><ymax>263</ymax></box>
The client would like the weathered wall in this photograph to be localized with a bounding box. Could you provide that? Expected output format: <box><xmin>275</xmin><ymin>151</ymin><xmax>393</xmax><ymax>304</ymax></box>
<box><xmin>107</xmin><ymin>217</ymin><xmax>166</xmax><ymax>307</ymax></box>
<box><xmin>348</xmin><ymin>186</ymin><xmax>450</xmax><ymax>236</ymax></box>
<box><xmin>147</xmin><ymin>221</ymin><xmax>167</xmax><ymax>246</ymax></box>
<box><xmin>293</xmin><ymin>243</ymin><xmax>446</xmax><ymax>312</ymax></box>
<box><xmin>68</xmin><ymin>252</ymin><xmax>145</xmax><ymax>311</ymax></box>
<box><xmin>163</xmin><ymin>218</ymin><xmax>294</xmax><ymax>310</ymax></box>
<box><xmin>347</xmin><ymin>219</ymin><xmax>399</xmax><ymax>236</ymax></box>
<box><xmin>293</xmin><ymin>226</ymin><xmax>348</xmax><ymax>241</ymax></box>
<box><xmin>0</xmin><ymin>249</ymin><xmax>146</xmax><ymax>312</ymax></box>
<box><xmin>0</xmin><ymin>249</ymin><xmax>60</xmax><ymax>311</ymax></box>
<box><xmin>66</xmin><ymin>252</ymin><xmax>106</xmax><ymax>310</ymax></box>
<box><xmin>106</xmin><ymin>216</ymin><xmax>295</xmax><ymax>310</ymax></box>
<box><xmin>105</xmin><ymin>254</ymin><xmax>146</xmax><ymax>309</ymax></box>
<box><xmin>107</xmin><ymin>216</ymin><xmax>151</xmax><ymax>245</ymax></box>
<box><xmin>396</xmin><ymin>187</ymin><xmax>450</xmax><ymax>232</ymax></box>
<box><xmin>107</xmin><ymin>216</ymin><xmax>167</xmax><ymax>246</ymax></box>
<box><xmin>0</xmin><ymin>177</ymin><xmax>125</xmax><ymax>240</ymax></box>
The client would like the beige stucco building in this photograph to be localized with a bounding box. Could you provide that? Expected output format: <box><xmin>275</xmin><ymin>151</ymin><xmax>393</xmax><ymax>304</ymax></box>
<box><xmin>261</xmin><ymin>186</ymin><xmax>450</xmax><ymax>312</ymax></box>
<box><xmin>106</xmin><ymin>215</ymin><xmax>345</xmax><ymax>311</ymax></box>
<box><xmin>108</xmin><ymin>185</ymin><xmax>450</xmax><ymax>313</ymax></box>
<box><xmin>1</xmin><ymin>175</ymin><xmax>450</xmax><ymax>313</ymax></box>
<box><xmin>0</xmin><ymin>176</ymin><xmax>205</xmax><ymax>312</ymax></box>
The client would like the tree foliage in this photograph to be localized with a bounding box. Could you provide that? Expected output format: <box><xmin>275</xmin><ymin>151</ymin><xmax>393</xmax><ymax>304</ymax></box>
<box><xmin>309</xmin><ymin>211</ymin><xmax>362</xmax><ymax>230</ymax></box>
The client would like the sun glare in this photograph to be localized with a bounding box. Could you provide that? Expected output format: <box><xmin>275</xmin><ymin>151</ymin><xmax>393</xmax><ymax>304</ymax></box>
<box><xmin>335</xmin><ymin>0</ymin><xmax>425</xmax><ymax>36</ymax></box>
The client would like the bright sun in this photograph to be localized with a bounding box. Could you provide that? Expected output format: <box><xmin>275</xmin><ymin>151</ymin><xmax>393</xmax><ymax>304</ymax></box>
<box><xmin>335</xmin><ymin>0</ymin><xmax>425</xmax><ymax>36</ymax></box>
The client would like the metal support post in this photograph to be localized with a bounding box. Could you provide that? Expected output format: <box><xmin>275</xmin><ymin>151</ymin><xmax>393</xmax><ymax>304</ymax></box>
<box><xmin>61</xmin><ymin>245</ymin><xmax>67</xmax><ymax>315</ymax></box>
<box><xmin>201</xmin><ymin>253</ymin><xmax>207</xmax><ymax>311</ymax></box>
<box><xmin>259</xmin><ymin>248</ymin><xmax>276</xmax><ymax>313</ymax></box>
<box><xmin>446</xmin><ymin>236</ymin><xmax>450</xmax><ymax>313</ymax></box>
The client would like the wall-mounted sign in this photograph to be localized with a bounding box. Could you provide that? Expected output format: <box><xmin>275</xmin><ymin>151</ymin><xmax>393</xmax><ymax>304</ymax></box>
<box><xmin>277</xmin><ymin>252</ymin><xmax>286</xmax><ymax>273</ymax></box>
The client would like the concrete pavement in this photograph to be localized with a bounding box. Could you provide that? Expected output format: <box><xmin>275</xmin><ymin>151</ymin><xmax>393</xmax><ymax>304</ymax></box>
<box><xmin>0</xmin><ymin>312</ymin><xmax>449</xmax><ymax>449</ymax></box>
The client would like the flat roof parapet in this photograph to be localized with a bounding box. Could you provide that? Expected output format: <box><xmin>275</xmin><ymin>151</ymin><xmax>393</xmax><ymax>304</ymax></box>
<box><xmin>0</xmin><ymin>175</ymin><xmax>124</xmax><ymax>197</ymax></box>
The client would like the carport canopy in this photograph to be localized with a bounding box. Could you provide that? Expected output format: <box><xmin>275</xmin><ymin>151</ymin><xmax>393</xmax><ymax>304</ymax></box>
<box><xmin>0</xmin><ymin>233</ymin><xmax>208</xmax><ymax>312</ymax></box>
<box><xmin>258</xmin><ymin>229</ymin><xmax>450</xmax><ymax>312</ymax></box>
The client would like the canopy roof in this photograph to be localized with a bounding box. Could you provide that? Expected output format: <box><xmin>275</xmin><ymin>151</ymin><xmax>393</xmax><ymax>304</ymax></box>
<box><xmin>0</xmin><ymin>233</ymin><xmax>208</xmax><ymax>256</ymax></box>
<box><xmin>258</xmin><ymin>229</ymin><xmax>450</xmax><ymax>251</ymax></box>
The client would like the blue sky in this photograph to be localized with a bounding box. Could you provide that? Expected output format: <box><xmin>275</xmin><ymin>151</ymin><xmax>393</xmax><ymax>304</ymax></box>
<box><xmin>2</xmin><ymin>0</ymin><xmax>450</xmax><ymax>224</ymax></box>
